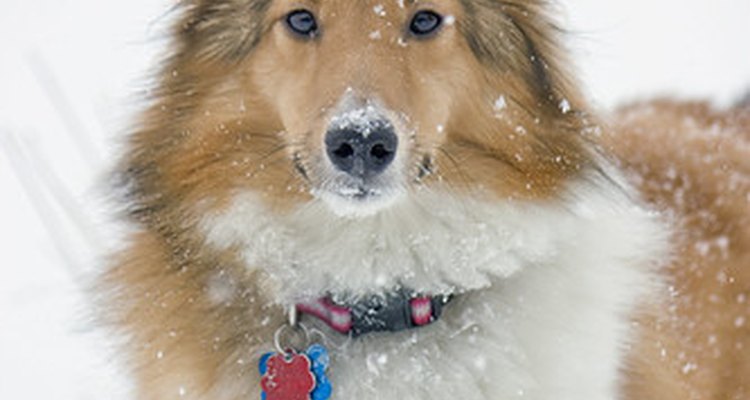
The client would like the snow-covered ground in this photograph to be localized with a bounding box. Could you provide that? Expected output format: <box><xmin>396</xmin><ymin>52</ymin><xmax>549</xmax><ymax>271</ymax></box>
<box><xmin>1</xmin><ymin>1</ymin><xmax>749</xmax><ymax>398</ymax></box>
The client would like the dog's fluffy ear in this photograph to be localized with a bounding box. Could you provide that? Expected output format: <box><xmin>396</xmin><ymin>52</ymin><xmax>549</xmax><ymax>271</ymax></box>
<box><xmin>120</xmin><ymin>0</ymin><xmax>275</xmax><ymax>224</ymax></box>
<box><xmin>176</xmin><ymin>0</ymin><xmax>272</xmax><ymax>64</ymax></box>
<box><xmin>459</xmin><ymin>0</ymin><xmax>579</xmax><ymax>110</ymax></box>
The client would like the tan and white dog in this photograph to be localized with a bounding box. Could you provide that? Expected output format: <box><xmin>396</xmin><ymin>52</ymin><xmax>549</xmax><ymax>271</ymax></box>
<box><xmin>101</xmin><ymin>1</ymin><xmax>750</xmax><ymax>399</ymax></box>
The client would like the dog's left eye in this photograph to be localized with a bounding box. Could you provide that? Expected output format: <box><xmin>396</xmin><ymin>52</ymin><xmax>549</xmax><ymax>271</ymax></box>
<box><xmin>409</xmin><ymin>10</ymin><xmax>443</xmax><ymax>37</ymax></box>
<box><xmin>286</xmin><ymin>9</ymin><xmax>318</xmax><ymax>38</ymax></box>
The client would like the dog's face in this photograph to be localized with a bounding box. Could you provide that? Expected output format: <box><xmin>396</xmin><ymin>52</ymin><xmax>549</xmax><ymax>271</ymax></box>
<box><xmin>251</xmin><ymin>0</ymin><xmax>473</xmax><ymax>214</ymax></box>
<box><xmin>129</xmin><ymin>0</ymin><xmax>591</xmax><ymax>223</ymax></box>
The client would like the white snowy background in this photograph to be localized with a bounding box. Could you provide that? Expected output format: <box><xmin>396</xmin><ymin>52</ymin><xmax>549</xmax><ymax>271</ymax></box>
<box><xmin>1</xmin><ymin>1</ymin><xmax>749</xmax><ymax>398</ymax></box>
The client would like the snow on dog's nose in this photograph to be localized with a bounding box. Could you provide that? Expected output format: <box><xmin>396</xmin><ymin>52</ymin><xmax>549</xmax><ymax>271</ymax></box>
<box><xmin>325</xmin><ymin>116</ymin><xmax>398</xmax><ymax>179</ymax></box>
<box><xmin>316</xmin><ymin>100</ymin><xmax>406</xmax><ymax>216</ymax></box>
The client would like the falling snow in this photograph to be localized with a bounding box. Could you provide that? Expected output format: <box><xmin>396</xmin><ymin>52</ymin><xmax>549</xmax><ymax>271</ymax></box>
<box><xmin>559</xmin><ymin>98</ymin><xmax>571</xmax><ymax>114</ymax></box>
<box><xmin>373</xmin><ymin>4</ymin><xmax>386</xmax><ymax>17</ymax></box>
<box><xmin>681</xmin><ymin>362</ymin><xmax>698</xmax><ymax>375</ymax></box>
<box><xmin>493</xmin><ymin>95</ymin><xmax>507</xmax><ymax>112</ymax></box>
<box><xmin>3</xmin><ymin>1</ymin><xmax>750</xmax><ymax>399</ymax></box>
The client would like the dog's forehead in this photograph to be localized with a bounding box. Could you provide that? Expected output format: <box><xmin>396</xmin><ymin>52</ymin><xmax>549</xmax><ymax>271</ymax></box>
<box><xmin>269</xmin><ymin>0</ymin><xmax>461</xmax><ymax>14</ymax></box>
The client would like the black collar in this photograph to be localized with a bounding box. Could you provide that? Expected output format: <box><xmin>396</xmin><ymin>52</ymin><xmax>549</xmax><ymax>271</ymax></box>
<box><xmin>296</xmin><ymin>290</ymin><xmax>453</xmax><ymax>337</ymax></box>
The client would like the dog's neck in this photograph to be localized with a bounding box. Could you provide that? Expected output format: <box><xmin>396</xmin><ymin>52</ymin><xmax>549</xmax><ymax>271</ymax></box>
<box><xmin>296</xmin><ymin>291</ymin><xmax>453</xmax><ymax>337</ymax></box>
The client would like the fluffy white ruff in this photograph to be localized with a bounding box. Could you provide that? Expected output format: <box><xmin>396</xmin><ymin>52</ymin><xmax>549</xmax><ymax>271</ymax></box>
<box><xmin>200</xmin><ymin>172</ymin><xmax>669</xmax><ymax>400</ymax></box>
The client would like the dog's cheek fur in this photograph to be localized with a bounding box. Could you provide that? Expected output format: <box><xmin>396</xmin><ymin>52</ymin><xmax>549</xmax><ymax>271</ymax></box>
<box><xmin>417</xmin><ymin>0</ymin><xmax>599</xmax><ymax>200</ymax></box>
<box><xmin>121</xmin><ymin>1</ymin><xmax>318</xmax><ymax>231</ymax></box>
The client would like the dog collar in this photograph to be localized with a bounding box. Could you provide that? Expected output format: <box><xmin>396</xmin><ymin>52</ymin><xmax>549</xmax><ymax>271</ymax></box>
<box><xmin>259</xmin><ymin>291</ymin><xmax>453</xmax><ymax>400</ymax></box>
<box><xmin>296</xmin><ymin>290</ymin><xmax>453</xmax><ymax>337</ymax></box>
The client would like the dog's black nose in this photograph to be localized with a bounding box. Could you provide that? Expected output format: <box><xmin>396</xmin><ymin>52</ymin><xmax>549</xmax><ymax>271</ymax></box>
<box><xmin>325</xmin><ymin>121</ymin><xmax>398</xmax><ymax>178</ymax></box>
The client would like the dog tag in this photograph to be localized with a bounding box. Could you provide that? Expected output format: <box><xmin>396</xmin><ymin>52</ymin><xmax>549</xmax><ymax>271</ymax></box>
<box><xmin>259</xmin><ymin>344</ymin><xmax>332</xmax><ymax>400</ymax></box>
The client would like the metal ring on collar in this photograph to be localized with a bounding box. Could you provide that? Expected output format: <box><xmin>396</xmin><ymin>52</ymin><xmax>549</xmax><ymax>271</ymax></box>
<box><xmin>273</xmin><ymin>322</ymin><xmax>310</xmax><ymax>355</ymax></box>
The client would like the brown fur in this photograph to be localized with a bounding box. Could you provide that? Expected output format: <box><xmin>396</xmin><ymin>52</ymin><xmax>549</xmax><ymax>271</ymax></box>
<box><xmin>607</xmin><ymin>101</ymin><xmax>750</xmax><ymax>399</ymax></box>
<box><xmin>102</xmin><ymin>1</ymin><xmax>750</xmax><ymax>398</ymax></box>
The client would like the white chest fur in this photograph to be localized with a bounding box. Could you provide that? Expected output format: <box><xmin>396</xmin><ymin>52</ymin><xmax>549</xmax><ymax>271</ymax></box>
<box><xmin>200</xmin><ymin>176</ymin><xmax>668</xmax><ymax>399</ymax></box>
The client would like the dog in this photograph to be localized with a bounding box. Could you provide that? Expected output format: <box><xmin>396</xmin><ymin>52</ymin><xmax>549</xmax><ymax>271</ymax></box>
<box><xmin>101</xmin><ymin>1</ymin><xmax>750</xmax><ymax>399</ymax></box>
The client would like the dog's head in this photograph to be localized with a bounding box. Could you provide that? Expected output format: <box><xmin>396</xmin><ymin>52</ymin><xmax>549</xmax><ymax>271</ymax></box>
<box><xmin>125</xmin><ymin>0</ymin><xmax>593</xmax><ymax>222</ymax></box>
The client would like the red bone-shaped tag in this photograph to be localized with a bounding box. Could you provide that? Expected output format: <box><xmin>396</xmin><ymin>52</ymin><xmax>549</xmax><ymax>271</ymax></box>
<box><xmin>261</xmin><ymin>352</ymin><xmax>316</xmax><ymax>400</ymax></box>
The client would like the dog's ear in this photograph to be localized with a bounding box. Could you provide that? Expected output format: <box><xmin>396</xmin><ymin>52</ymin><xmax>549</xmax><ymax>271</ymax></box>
<box><xmin>459</xmin><ymin>0</ymin><xmax>578</xmax><ymax>110</ymax></box>
<box><xmin>176</xmin><ymin>0</ymin><xmax>273</xmax><ymax>64</ymax></box>
<box><xmin>120</xmin><ymin>0</ymin><xmax>275</xmax><ymax>223</ymax></box>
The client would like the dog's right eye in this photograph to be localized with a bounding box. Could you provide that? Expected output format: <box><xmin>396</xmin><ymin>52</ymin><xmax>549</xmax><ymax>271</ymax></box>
<box><xmin>409</xmin><ymin>10</ymin><xmax>443</xmax><ymax>37</ymax></box>
<box><xmin>286</xmin><ymin>10</ymin><xmax>318</xmax><ymax>38</ymax></box>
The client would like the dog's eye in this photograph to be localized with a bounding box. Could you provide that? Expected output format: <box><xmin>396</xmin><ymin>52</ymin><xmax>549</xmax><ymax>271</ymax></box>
<box><xmin>409</xmin><ymin>10</ymin><xmax>442</xmax><ymax>37</ymax></box>
<box><xmin>286</xmin><ymin>10</ymin><xmax>318</xmax><ymax>38</ymax></box>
